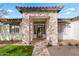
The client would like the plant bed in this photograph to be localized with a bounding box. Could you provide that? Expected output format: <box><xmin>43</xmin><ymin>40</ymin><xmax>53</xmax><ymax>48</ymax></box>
<box><xmin>0</xmin><ymin>40</ymin><xmax>22</xmax><ymax>44</ymax></box>
<box><xmin>0</xmin><ymin>45</ymin><xmax>34</xmax><ymax>56</ymax></box>
<box><xmin>68</xmin><ymin>43</ymin><xmax>73</xmax><ymax>46</ymax></box>
<box><xmin>75</xmin><ymin>44</ymin><xmax>79</xmax><ymax>46</ymax></box>
<box><xmin>46</xmin><ymin>43</ymin><xmax>52</xmax><ymax>47</ymax></box>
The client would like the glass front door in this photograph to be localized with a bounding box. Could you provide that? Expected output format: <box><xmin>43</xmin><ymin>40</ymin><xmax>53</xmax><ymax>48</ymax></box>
<box><xmin>34</xmin><ymin>23</ymin><xmax>46</xmax><ymax>39</ymax></box>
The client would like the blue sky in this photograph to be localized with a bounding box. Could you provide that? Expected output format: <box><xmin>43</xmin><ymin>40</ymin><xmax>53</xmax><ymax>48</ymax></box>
<box><xmin>0</xmin><ymin>3</ymin><xmax>79</xmax><ymax>18</ymax></box>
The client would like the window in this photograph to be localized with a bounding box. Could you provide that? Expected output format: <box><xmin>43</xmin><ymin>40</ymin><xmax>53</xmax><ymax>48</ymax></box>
<box><xmin>34</xmin><ymin>23</ymin><xmax>46</xmax><ymax>34</ymax></box>
<box><xmin>10</xmin><ymin>25</ymin><xmax>20</xmax><ymax>33</ymax></box>
<box><xmin>66</xmin><ymin>24</ymin><xmax>71</xmax><ymax>28</ymax></box>
<box><xmin>0</xmin><ymin>25</ymin><xmax>2</xmax><ymax>33</ymax></box>
<box><xmin>34</xmin><ymin>24</ymin><xmax>37</xmax><ymax>34</ymax></box>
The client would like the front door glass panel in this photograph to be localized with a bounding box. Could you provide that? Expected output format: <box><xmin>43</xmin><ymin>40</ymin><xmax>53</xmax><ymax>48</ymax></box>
<box><xmin>34</xmin><ymin>23</ymin><xmax>46</xmax><ymax>39</ymax></box>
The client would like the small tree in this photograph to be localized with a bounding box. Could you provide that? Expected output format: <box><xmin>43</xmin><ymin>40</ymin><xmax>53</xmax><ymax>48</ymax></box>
<box><xmin>0</xmin><ymin>4</ymin><xmax>10</xmax><ymax>18</ymax></box>
<box><xmin>0</xmin><ymin>9</ymin><xmax>9</xmax><ymax>18</ymax></box>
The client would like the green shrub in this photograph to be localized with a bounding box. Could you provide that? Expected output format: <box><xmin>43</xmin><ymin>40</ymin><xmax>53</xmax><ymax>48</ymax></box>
<box><xmin>59</xmin><ymin>43</ymin><xmax>63</xmax><ymax>46</ymax></box>
<box><xmin>75</xmin><ymin>44</ymin><xmax>79</xmax><ymax>46</ymax></box>
<box><xmin>68</xmin><ymin>43</ymin><xmax>73</xmax><ymax>46</ymax></box>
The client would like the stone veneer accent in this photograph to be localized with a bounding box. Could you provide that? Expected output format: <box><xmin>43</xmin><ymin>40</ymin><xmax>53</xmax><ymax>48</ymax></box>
<box><xmin>46</xmin><ymin>13</ymin><xmax>58</xmax><ymax>45</ymax></box>
<box><xmin>0</xmin><ymin>24</ymin><xmax>10</xmax><ymax>40</ymax></box>
<box><xmin>0</xmin><ymin>23</ymin><xmax>21</xmax><ymax>40</ymax></box>
<box><xmin>21</xmin><ymin>12</ymin><xmax>58</xmax><ymax>45</ymax></box>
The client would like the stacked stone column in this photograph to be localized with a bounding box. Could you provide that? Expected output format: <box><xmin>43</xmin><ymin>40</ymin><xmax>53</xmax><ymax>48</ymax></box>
<box><xmin>21</xmin><ymin>13</ymin><xmax>30</xmax><ymax>45</ymax></box>
<box><xmin>29</xmin><ymin>20</ymin><xmax>33</xmax><ymax>42</ymax></box>
<box><xmin>46</xmin><ymin>13</ymin><xmax>58</xmax><ymax>46</ymax></box>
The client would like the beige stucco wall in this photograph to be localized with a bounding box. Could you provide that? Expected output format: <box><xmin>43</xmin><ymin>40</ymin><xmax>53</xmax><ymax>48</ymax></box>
<box><xmin>70</xmin><ymin>20</ymin><xmax>79</xmax><ymax>40</ymax></box>
<box><xmin>58</xmin><ymin>22</ymin><xmax>73</xmax><ymax>40</ymax></box>
<box><xmin>58</xmin><ymin>19</ymin><xmax>79</xmax><ymax>41</ymax></box>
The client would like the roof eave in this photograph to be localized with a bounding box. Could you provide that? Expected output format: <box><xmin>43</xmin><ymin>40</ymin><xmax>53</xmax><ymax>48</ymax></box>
<box><xmin>16</xmin><ymin>6</ymin><xmax>63</xmax><ymax>13</ymax></box>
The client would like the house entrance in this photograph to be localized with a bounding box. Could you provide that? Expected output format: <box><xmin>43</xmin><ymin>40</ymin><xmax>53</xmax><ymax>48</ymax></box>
<box><xmin>33</xmin><ymin>23</ymin><xmax>46</xmax><ymax>39</ymax></box>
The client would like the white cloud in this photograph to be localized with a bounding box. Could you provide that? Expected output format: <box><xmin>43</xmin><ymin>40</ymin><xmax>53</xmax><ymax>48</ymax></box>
<box><xmin>66</xmin><ymin>8</ymin><xmax>75</xmax><ymax>11</ymax></box>
<box><xmin>0</xmin><ymin>9</ymin><xmax>14</xmax><ymax>13</ymax></box>
<box><xmin>7</xmin><ymin>9</ymin><xmax>13</xmax><ymax>13</ymax></box>
<box><xmin>65</xmin><ymin>11</ymin><xmax>71</xmax><ymax>14</ymax></box>
<box><xmin>4</xmin><ymin>15</ymin><xmax>9</xmax><ymax>18</ymax></box>
<box><xmin>65</xmin><ymin>8</ymin><xmax>76</xmax><ymax>15</ymax></box>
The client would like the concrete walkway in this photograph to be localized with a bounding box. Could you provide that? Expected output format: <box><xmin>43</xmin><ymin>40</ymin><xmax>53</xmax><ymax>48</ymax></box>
<box><xmin>48</xmin><ymin>46</ymin><xmax>79</xmax><ymax>56</ymax></box>
<box><xmin>32</xmin><ymin>40</ymin><xmax>50</xmax><ymax>56</ymax></box>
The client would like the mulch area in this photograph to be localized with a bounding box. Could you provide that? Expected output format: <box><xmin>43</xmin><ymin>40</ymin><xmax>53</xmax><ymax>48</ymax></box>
<box><xmin>0</xmin><ymin>40</ymin><xmax>22</xmax><ymax>44</ymax></box>
<box><xmin>31</xmin><ymin>38</ymin><xmax>45</xmax><ymax>45</ymax></box>
<box><xmin>58</xmin><ymin>39</ymin><xmax>79</xmax><ymax>46</ymax></box>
